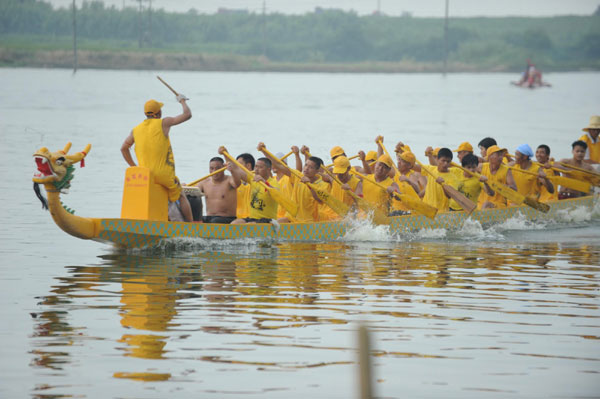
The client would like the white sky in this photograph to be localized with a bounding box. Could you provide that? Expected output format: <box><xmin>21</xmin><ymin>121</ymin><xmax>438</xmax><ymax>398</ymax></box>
<box><xmin>49</xmin><ymin>0</ymin><xmax>599</xmax><ymax>17</ymax></box>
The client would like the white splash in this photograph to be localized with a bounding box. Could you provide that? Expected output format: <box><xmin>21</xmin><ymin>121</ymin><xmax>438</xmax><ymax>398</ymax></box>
<box><xmin>493</xmin><ymin>212</ymin><xmax>546</xmax><ymax>231</ymax></box>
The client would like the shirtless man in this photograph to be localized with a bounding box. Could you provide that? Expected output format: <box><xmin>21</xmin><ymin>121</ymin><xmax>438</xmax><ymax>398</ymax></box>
<box><xmin>195</xmin><ymin>157</ymin><xmax>241</xmax><ymax>223</ymax></box>
<box><xmin>556</xmin><ymin>140</ymin><xmax>594</xmax><ymax>199</ymax></box>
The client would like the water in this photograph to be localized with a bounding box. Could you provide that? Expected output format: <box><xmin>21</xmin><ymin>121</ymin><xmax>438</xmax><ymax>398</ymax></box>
<box><xmin>1</xmin><ymin>68</ymin><xmax>599</xmax><ymax>398</ymax></box>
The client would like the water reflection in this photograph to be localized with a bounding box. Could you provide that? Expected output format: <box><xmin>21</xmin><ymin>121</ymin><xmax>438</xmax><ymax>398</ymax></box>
<box><xmin>30</xmin><ymin>241</ymin><xmax>600</xmax><ymax>397</ymax></box>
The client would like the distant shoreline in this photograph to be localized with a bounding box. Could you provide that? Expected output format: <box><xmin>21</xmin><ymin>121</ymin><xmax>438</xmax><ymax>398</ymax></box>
<box><xmin>0</xmin><ymin>48</ymin><xmax>549</xmax><ymax>73</ymax></box>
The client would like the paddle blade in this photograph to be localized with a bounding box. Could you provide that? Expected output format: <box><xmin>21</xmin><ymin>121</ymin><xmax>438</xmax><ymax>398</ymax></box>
<box><xmin>395</xmin><ymin>194</ymin><xmax>438</xmax><ymax>219</ymax></box>
<box><xmin>266</xmin><ymin>185</ymin><xmax>298</xmax><ymax>217</ymax></box>
<box><xmin>523</xmin><ymin>196</ymin><xmax>550</xmax><ymax>213</ymax></box>
<box><xmin>443</xmin><ymin>184</ymin><xmax>477</xmax><ymax>215</ymax></box>
<box><xmin>355</xmin><ymin>197</ymin><xmax>390</xmax><ymax>225</ymax></box>
<box><xmin>551</xmin><ymin>175</ymin><xmax>591</xmax><ymax>193</ymax></box>
<box><xmin>489</xmin><ymin>181</ymin><xmax>525</xmax><ymax>205</ymax></box>
<box><xmin>309</xmin><ymin>184</ymin><xmax>350</xmax><ymax>217</ymax></box>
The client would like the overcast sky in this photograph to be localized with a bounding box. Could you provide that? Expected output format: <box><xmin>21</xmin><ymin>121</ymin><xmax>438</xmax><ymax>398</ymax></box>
<box><xmin>49</xmin><ymin>0</ymin><xmax>599</xmax><ymax>17</ymax></box>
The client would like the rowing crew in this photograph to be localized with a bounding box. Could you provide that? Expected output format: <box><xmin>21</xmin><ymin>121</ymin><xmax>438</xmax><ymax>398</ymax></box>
<box><xmin>122</xmin><ymin>97</ymin><xmax>599</xmax><ymax>224</ymax></box>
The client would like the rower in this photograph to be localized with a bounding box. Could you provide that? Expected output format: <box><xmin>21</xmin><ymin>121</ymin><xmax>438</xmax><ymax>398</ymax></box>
<box><xmin>556</xmin><ymin>140</ymin><xmax>594</xmax><ymax>199</ymax></box>
<box><xmin>449</xmin><ymin>154</ymin><xmax>491</xmax><ymax>211</ymax></box>
<box><xmin>535</xmin><ymin>144</ymin><xmax>559</xmax><ymax>202</ymax></box>
<box><xmin>235</xmin><ymin>153</ymin><xmax>255</xmax><ymax>219</ymax></box>
<box><xmin>273</xmin><ymin>151</ymin><xmax>295</xmax><ymax>219</ymax></box>
<box><xmin>229</xmin><ymin>157</ymin><xmax>280</xmax><ymax>224</ymax></box>
<box><xmin>258</xmin><ymin>142</ymin><xmax>330</xmax><ymax>223</ymax></box>
<box><xmin>419</xmin><ymin>148</ymin><xmax>462</xmax><ymax>212</ymax></box>
<box><xmin>360</xmin><ymin>154</ymin><xmax>400</xmax><ymax>215</ymax></box>
<box><xmin>195</xmin><ymin>156</ymin><xmax>241</xmax><ymax>224</ymax></box>
<box><xmin>390</xmin><ymin>151</ymin><xmax>421</xmax><ymax>214</ymax></box>
<box><xmin>320</xmin><ymin>156</ymin><xmax>363</xmax><ymax>220</ymax></box>
<box><xmin>477</xmin><ymin>137</ymin><xmax>497</xmax><ymax>163</ymax></box>
<box><xmin>453</xmin><ymin>142</ymin><xmax>474</xmax><ymax>162</ymax></box>
<box><xmin>478</xmin><ymin>145</ymin><xmax>516</xmax><ymax>209</ymax></box>
<box><xmin>509</xmin><ymin>144</ymin><xmax>553</xmax><ymax>204</ymax></box>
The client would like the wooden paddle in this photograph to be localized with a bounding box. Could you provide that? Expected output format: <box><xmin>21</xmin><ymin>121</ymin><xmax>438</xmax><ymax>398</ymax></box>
<box><xmin>222</xmin><ymin>150</ymin><xmax>298</xmax><ymax>217</ymax></box>
<box><xmin>157</xmin><ymin>75</ymin><xmax>180</xmax><ymax>96</ymax></box>
<box><xmin>452</xmin><ymin>162</ymin><xmax>549</xmax><ymax>213</ymax></box>
<box><xmin>260</xmin><ymin>146</ymin><xmax>350</xmax><ymax>217</ymax></box>
<box><xmin>187</xmin><ymin>167</ymin><xmax>227</xmax><ymax>186</ymax></box>
<box><xmin>507</xmin><ymin>165</ymin><xmax>590</xmax><ymax>194</ymax></box>
<box><xmin>324</xmin><ymin>154</ymin><xmax>360</xmax><ymax>169</ymax></box>
<box><xmin>303</xmin><ymin>150</ymin><xmax>389</xmax><ymax>224</ymax></box>
<box><xmin>355</xmin><ymin>171</ymin><xmax>438</xmax><ymax>219</ymax></box>
<box><xmin>557</xmin><ymin>162</ymin><xmax>600</xmax><ymax>186</ymax></box>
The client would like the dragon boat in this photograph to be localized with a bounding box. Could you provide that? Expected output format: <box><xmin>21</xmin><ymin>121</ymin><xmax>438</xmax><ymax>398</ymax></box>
<box><xmin>33</xmin><ymin>143</ymin><xmax>596</xmax><ymax>249</ymax></box>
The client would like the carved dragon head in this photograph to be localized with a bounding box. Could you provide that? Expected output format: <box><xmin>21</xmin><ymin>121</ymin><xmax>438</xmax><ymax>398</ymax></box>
<box><xmin>33</xmin><ymin>143</ymin><xmax>91</xmax><ymax>190</ymax></box>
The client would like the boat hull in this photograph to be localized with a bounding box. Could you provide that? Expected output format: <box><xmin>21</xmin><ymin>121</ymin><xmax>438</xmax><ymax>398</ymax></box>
<box><xmin>91</xmin><ymin>196</ymin><xmax>596</xmax><ymax>248</ymax></box>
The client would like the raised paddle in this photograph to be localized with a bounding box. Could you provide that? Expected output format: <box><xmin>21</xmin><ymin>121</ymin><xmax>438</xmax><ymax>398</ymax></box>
<box><xmin>451</xmin><ymin>162</ymin><xmax>550</xmax><ymax>213</ymax></box>
<box><xmin>303</xmin><ymin>150</ymin><xmax>390</xmax><ymax>224</ymax></box>
<box><xmin>416</xmin><ymin>160</ymin><xmax>477</xmax><ymax>215</ymax></box>
<box><xmin>324</xmin><ymin>154</ymin><xmax>360</xmax><ymax>169</ymax></box>
<box><xmin>507</xmin><ymin>165</ymin><xmax>590</xmax><ymax>194</ymax></box>
<box><xmin>187</xmin><ymin>167</ymin><xmax>227</xmax><ymax>187</ymax></box>
<box><xmin>355</xmin><ymin>171</ymin><xmax>438</xmax><ymax>219</ymax></box>
<box><xmin>260</xmin><ymin>146</ymin><xmax>350</xmax><ymax>217</ymax></box>
<box><xmin>557</xmin><ymin>162</ymin><xmax>600</xmax><ymax>186</ymax></box>
<box><xmin>221</xmin><ymin>150</ymin><xmax>298</xmax><ymax>217</ymax></box>
<box><xmin>157</xmin><ymin>75</ymin><xmax>180</xmax><ymax>96</ymax></box>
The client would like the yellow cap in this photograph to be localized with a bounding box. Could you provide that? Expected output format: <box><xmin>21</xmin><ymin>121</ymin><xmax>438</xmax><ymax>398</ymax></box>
<box><xmin>453</xmin><ymin>142</ymin><xmax>473</xmax><ymax>153</ymax></box>
<box><xmin>332</xmin><ymin>156</ymin><xmax>350</xmax><ymax>174</ymax></box>
<box><xmin>377</xmin><ymin>154</ymin><xmax>393</xmax><ymax>169</ymax></box>
<box><xmin>486</xmin><ymin>145</ymin><xmax>507</xmax><ymax>156</ymax></box>
<box><xmin>144</xmin><ymin>99</ymin><xmax>163</xmax><ymax>115</ymax></box>
<box><xmin>399</xmin><ymin>151</ymin><xmax>416</xmax><ymax>165</ymax></box>
<box><xmin>365</xmin><ymin>150</ymin><xmax>378</xmax><ymax>162</ymax></box>
<box><xmin>330</xmin><ymin>146</ymin><xmax>345</xmax><ymax>158</ymax></box>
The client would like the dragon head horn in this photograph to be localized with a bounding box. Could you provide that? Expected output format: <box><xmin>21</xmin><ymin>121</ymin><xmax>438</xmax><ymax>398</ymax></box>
<box><xmin>65</xmin><ymin>144</ymin><xmax>92</xmax><ymax>165</ymax></box>
<box><xmin>60</xmin><ymin>142</ymin><xmax>72</xmax><ymax>155</ymax></box>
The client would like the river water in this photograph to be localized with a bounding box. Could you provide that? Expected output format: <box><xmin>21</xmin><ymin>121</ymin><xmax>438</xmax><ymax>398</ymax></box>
<box><xmin>1</xmin><ymin>68</ymin><xmax>599</xmax><ymax>398</ymax></box>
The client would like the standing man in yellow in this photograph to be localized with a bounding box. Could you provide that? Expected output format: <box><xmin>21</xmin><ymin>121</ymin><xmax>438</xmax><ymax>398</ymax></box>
<box><xmin>121</xmin><ymin>95</ymin><xmax>193</xmax><ymax>222</ymax></box>
<box><xmin>579</xmin><ymin>116</ymin><xmax>600</xmax><ymax>165</ymax></box>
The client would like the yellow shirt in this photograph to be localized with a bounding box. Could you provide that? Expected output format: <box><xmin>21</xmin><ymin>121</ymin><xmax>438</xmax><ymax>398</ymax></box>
<box><xmin>511</xmin><ymin>163</ymin><xmax>541</xmax><ymax>202</ymax></box>
<box><xmin>248</xmin><ymin>177</ymin><xmax>279</xmax><ymax>219</ymax></box>
<box><xmin>392</xmin><ymin>171</ymin><xmax>419</xmax><ymax>211</ymax></box>
<box><xmin>449</xmin><ymin>175</ymin><xmax>482</xmax><ymax>211</ymax></box>
<box><xmin>579</xmin><ymin>132</ymin><xmax>600</xmax><ymax>163</ymax></box>
<box><xmin>286</xmin><ymin>175</ymin><xmax>330</xmax><ymax>222</ymax></box>
<box><xmin>276</xmin><ymin>175</ymin><xmax>293</xmax><ymax>219</ymax></box>
<box><xmin>236</xmin><ymin>183</ymin><xmax>251</xmax><ymax>218</ymax></box>
<box><xmin>362</xmin><ymin>174</ymin><xmax>394</xmax><ymax>213</ymax></box>
<box><xmin>539</xmin><ymin>169</ymin><xmax>559</xmax><ymax>202</ymax></box>
<box><xmin>479</xmin><ymin>163</ymin><xmax>509</xmax><ymax>208</ymax></box>
<box><xmin>133</xmin><ymin>119</ymin><xmax>175</xmax><ymax>183</ymax></box>
<box><xmin>422</xmin><ymin>165</ymin><xmax>461</xmax><ymax>212</ymax></box>
<box><xmin>320</xmin><ymin>175</ymin><xmax>360</xmax><ymax>221</ymax></box>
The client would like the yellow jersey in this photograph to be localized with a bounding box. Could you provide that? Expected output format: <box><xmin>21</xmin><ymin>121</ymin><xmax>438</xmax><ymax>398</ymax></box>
<box><xmin>479</xmin><ymin>163</ymin><xmax>509</xmax><ymax>208</ymax></box>
<box><xmin>320</xmin><ymin>175</ymin><xmax>360</xmax><ymax>221</ymax></box>
<box><xmin>248</xmin><ymin>177</ymin><xmax>279</xmax><ymax>219</ymax></box>
<box><xmin>276</xmin><ymin>175</ymin><xmax>293</xmax><ymax>219</ymax></box>
<box><xmin>362</xmin><ymin>174</ymin><xmax>394</xmax><ymax>213</ymax></box>
<box><xmin>539</xmin><ymin>169</ymin><xmax>559</xmax><ymax>202</ymax></box>
<box><xmin>236</xmin><ymin>183</ymin><xmax>251</xmax><ymax>218</ymax></box>
<box><xmin>511</xmin><ymin>163</ymin><xmax>541</xmax><ymax>203</ymax></box>
<box><xmin>449</xmin><ymin>175</ymin><xmax>482</xmax><ymax>211</ymax></box>
<box><xmin>392</xmin><ymin>171</ymin><xmax>419</xmax><ymax>212</ymax></box>
<box><xmin>286</xmin><ymin>175</ymin><xmax>330</xmax><ymax>222</ymax></box>
<box><xmin>579</xmin><ymin>132</ymin><xmax>600</xmax><ymax>163</ymax></box>
<box><xmin>422</xmin><ymin>165</ymin><xmax>461</xmax><ymax>212</ymax></box>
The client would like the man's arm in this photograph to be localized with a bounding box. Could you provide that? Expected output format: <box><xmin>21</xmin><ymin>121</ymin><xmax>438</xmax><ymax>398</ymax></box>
<box><xmin>121</xmin><ymin>132</ymin><xmax>136</xmax><ymax>167</ymax></box>
<box><xmin>162</xmin><ymin>98</ymin><xmax>192</xmax><ymax>136</ymax></box>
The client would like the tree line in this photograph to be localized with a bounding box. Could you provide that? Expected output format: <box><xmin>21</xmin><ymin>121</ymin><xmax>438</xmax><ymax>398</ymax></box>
<box><xmin>1</xmin><ymin>0</ymin><xmax>599</xmax><ymax>70</ymax></box>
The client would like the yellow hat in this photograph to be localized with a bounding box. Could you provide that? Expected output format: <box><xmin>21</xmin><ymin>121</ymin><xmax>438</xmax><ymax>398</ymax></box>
<box><xmin>394</xmin><ymin>144</ymin><xmax>412</xmax><ymax>153</ymax></box>
<box><xmin>453</xmin><ymin>142</ymin><xmax>473</xmax><ymax>152</ymax></box>
<box><xmin>486</xmin><ymin>145</ymin><xmax>507</xmax><ymax>156</ymax></box>
<box><xmin>582</xmin><ymin>115</ymin><xmax>600</xmax><ymax>132</ymax></box>
<box><xmin>377</xmin><ymin>154</ymin><xmax>393</xmax><ymax>169</ymax></box>
<box><xmin>399</xmin><ymin>151</ymin><xmax>416</xmax><ymax>165</ymax></box>
<box><xmin>332</xmin><ymin>156</ymin><xmax>350</xmax><ymax>174</ymax></box>
<box><xmin>144</xmin><ymin>99</ymin><xmax>163</xmax><ymax>115</ymax></box>
<box><xmin>365</xmin><ymin>150</ymin><xmax>378</xmax><ymax>162</ymax></box>
<box><xmin>330</xmin><ymin>146</ymin><xmax>345</xmax><ymax>158</ymax></box>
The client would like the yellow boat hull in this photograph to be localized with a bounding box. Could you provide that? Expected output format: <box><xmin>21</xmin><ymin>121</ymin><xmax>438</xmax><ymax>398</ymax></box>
<box><xmin>88</xmin><ymin>196</ymin><xmax>596</xmax><ymax>248</ymax></box>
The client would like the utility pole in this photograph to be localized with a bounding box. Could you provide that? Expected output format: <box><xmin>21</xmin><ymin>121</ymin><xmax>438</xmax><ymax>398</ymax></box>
<box><xmin>72</xmin><ymin>0</ymin><xmax>77</xmax><ymax>73</ymax></box>
<box><xmin>443</xmin><ymin>0</ymin><xmax>449</xmax><ymax>76</ymax></box>
<box><xmin>262</xmin><ymin>0</ymin><xmax>266</xmax><ymax>57</ymax></box>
